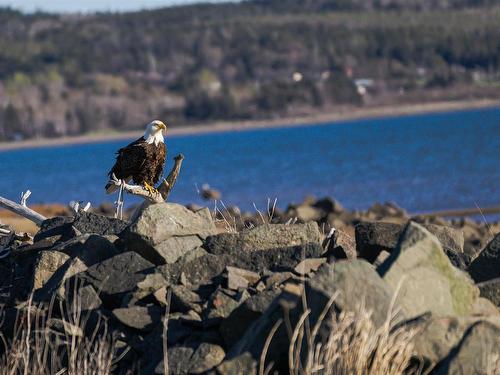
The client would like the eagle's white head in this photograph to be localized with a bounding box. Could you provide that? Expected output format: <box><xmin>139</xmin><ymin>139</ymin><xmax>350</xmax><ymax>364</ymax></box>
<box><xmin>144</xmin><ymin>120</ymin><xmax>167</xmax><ymax>146</ymax></box>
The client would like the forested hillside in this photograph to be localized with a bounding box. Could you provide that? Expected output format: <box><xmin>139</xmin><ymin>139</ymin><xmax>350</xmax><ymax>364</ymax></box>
<box><xmin>1</xmin><ymin>0</ymin><xmax>499</xmax><ymax>140</ymax></box>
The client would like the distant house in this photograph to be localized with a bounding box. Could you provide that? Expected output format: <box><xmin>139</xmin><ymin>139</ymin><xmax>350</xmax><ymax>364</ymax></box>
<box><xmin>354</xmin><ymin>79</ymin><xmax>375</xmax><ymax>96</ymax></box>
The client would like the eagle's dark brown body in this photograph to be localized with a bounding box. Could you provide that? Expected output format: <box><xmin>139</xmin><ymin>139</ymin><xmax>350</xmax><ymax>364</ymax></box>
<box><xmin>106</xmin><ymin>136</ymin><xmax>166</xmax><ymax>192</ymax></box>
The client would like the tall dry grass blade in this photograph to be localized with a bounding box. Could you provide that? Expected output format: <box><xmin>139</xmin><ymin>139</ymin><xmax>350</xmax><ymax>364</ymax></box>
<box><xmin>259</xmin><ymin>318</ymin><xmax>283</xmax><ymax>375</ymax></box>
<box><xmin>162</xmin><ymin>289</ymin><xmax>172</xmax><ymax>375</ymax></box>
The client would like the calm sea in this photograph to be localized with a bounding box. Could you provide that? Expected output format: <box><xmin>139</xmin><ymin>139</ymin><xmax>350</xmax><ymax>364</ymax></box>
<box><xmin>1</xmin><ymin>107</ymin><xmax>499</xmax><ymax>215</ymax></box>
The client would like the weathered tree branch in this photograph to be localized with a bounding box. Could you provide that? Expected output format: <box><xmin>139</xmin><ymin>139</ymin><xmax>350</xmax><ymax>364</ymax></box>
<box><xmin>159</xmin><ymin>153</ymin><xmax>184</xmax><ymax>201</ymax></box>
<box><xmin>0</xmin><ymin>195</ymin><xmax>47</xmax><ymax>226</ymax></box>
<box><xmin>108</xmin><ymin>154</ymin><xmax>185</xmax><ymax>204</ymax></box>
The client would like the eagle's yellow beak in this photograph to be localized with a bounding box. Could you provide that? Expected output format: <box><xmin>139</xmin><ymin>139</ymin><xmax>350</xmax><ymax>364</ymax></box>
<box><xmin>157</xmin><ymin>122</ymin><xmax>167</xmax><ymax>131</ymax></box>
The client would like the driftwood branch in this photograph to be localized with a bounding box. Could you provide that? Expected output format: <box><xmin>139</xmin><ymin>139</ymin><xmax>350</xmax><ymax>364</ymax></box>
<box><xmin>159</xmin><ymin>154</ymin><xmax>184</xmax><ymax>201</ymax></box>
<box><xmin>0</xmin><ymin>195</ymin><xmax>47</xmax><ymax>226</ymax></box>
<box><xmin>20</xmin><ymin>190</ymin><xmax>31</xmax><ymax>207</ymax></box>
<box><xmin>108</xmin><ymin>154</ymin><xmax>185</xmax><ymax>204</ymax></box>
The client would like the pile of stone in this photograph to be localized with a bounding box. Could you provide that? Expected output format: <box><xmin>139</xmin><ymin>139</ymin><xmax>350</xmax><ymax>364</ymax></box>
<box><xmin>0</xmin><ymin>202</ymin><xmax>498</xmax><ymax>374</ymax></box>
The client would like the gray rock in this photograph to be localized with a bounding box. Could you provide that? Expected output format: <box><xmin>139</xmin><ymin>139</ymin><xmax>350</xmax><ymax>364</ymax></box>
<box><xmin>31</xmin><ymin>250</ymin><xmax>70</xmax><ymax>290</ymax></box>
<box><xmin>72</xmin><ymin>212</ymin><xmax>128</xmax><ymax>236</ymax></box>
<box><xmin>220</xmin><ymin>289</ymin><xmax>281</xmax><ymax>349</ymax></box>
<box><xmin>355</xmin><ymin>222</ymin><xmax>403</xmax><ymax>262</ymax></box>
<box><xmin>189</xmin><ymin>343</ymin><xmax>225</xmax><ymax>373</ymax></box>
<box><xmin>203</xmin><ymin>289</ymin><xmax>245</xmax><ymax>327</ymax></box>
<box><xmin>356</xmin><ymin>221</ymin><xmax>465</xmax><ymax>263</ymax></box>
<box><xmin>112</xmin><ymin>305</ymin><xmax>162</xmax><ymax>332</ymax></box>
<box><xmin>294</xmin><ymin>258</ymin><xmax>326</xmax><ymax>275</ymax></box>
<box><xmin>163</xmin><ymin>243</ymin><xmax>323</xmax><ymax>287</ymax></box>
<box><xmin>263</xmin><ymin>272</ymin><xmax>294</xmax><ymax>289</ymax></box>
<box><xmin>468</xmin><ymin>233</ymin><xmax>500</xmax><ymax>283</ymax></box>
<box><xmin>79</xmin><ymin>251</ymin><xmax>154</xmax><ymax>307</ymax></box>
<box><xmin>471</xmin><ymin>297</ymin><xmax>499</xmax><ymax>316</ymax></box>
<box><xmin>72</xmin><ymin>284</ymin><xmax>102</xmax><ymax>311</ymax></box>
<box><xmin>170</xmin><ymin>285</ymin><xmax>202</xmax><ymax>313</ymax></box>
<box><xmin>434</xmin><ymin>318</ymin><xmax>500</xmax><ymax>375</ymax></box>
<box><xmin>34</xmin><ymin>216</ymin><xmax>75</xmax><ymax>244</ymax></box>
<box><xmin>324</xmin><ymin>229</ymin><xmax>356</xmax><ymax>260</ymax></box>
<box><xmin>124</xmin><ymin>273</ymin><xmax>168</xmax><ymax>306</ymax></box>
<box><xmin>175</xmin><ymin>253</ymin><xmax>227</xmax><ymax>286</ymax></box>
<box><xmin>378</xmin><ymin>222</ymin><xmax>479</xmax><ymax>318</ymax></box>
<box><xmin>217</xmin><ymin>352</ymin><xmax>257</xmax><ymax>375</ymax></box>
<box><xmin>445</xmin><ymin>248</ymin><xmax>470</xmax><ymax>271</ymax></box>
<box><xmin>293</xmin><ymin>204</ymin><xmax>323</xmax><ymax>222</ymax></box>
<box><xmin>122</xmin><ymin>203</ymin><xmax>216</xmax><ymax>265</ymax></box>
<box><xmin>411</xmin><ymin>316</ymin><xmax>493</xmax><ymax>367</ymax></box>
<box><xmin>35</xmin><ymin>257</ymin><xmax>87</xmax><ymax>301</ymax></box>
<box><xmin>204</xmin><ymin>222</ymin><xmax>323</xmax><ymax>255</ymax></box>
<box><xmin>477</xmin><ymin>278</ymin><xmax>500</xmax><ymax>308</ymax></box>
<box><xmin>307</xmin><ymin>260</ymin><xmax>397</xmax><ymax>327</ymax></box>
<box><xmin>156</xmin><ymin>346</ymin><xmax>195</xmax><ymax>374</ymax></box>
<box><xmin>53</xmin><ymin>234</ymin><xmax>119</xmax><ymax>266</ymax></box>
<box><xmin>225</xmin><ymin>266</ymin><xmax>260</xmax><ymax>290</ymax></box>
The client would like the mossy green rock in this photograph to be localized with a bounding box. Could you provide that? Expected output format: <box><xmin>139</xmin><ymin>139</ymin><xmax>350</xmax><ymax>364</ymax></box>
<box><xmin>378</xmin><ymin>222</ymin><xmax>478</xmax><ymax>318</ymax></box>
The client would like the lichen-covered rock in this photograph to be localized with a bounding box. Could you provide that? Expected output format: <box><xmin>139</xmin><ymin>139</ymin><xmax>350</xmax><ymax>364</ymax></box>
<box><xmin>378</xmin><ymin>222</ymin><xmax>479</xmax><ymax>318</ymax></box>
<box><xmin>122</xmin><ymin>203</ymin><xmax>216</xmax><ymax>265</ymax></box>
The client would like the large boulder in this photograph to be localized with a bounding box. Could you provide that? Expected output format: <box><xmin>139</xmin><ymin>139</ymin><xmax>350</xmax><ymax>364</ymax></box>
<box><xmin>204</xmin><ymin>222</ymin><xmax>323</xmax><ymax>255</ymax></box>
<box><xmin>468</xmin><ymin>233</ymin><xmax>500</xmax><ymax>283</ymax></box>
<box><xmin>411</xmin><ymin>316</ymin><xmax>499</xmax><ymax>369</ymax></box>
<box><xmin>230</xmin><ymin>260</ymin><xmax>397</xmax><ymax>371</ymax></box>
<box><xmin>122</xmin><ymin>203</ymin><xmax>217</xmax><ymax>265</ymax></box>
<box><xmin>378</xmin><ymin>222</ymin><xmax>478</xmax><ymax>318</ymax></box>
<box><xmin>356</xmin><ymin>221</ymin><xmax>464</xmax><ymax>263</ymax></box>
<box><xmin>434</xmin><ymin>317</ymin><xmax>500</xmax><ymax>375</ymax></box>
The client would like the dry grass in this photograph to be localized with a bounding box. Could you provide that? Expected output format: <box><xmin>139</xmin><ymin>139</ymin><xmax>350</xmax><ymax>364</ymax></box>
<box><xmin>0</xmin><ymin>283</ymin><xmax>116</xmax><ymax>375</ymax></box>
<box><xmin>258</xmin><ymin>291</ymin><xmax>425</xmax><ymax>375</ymax></box>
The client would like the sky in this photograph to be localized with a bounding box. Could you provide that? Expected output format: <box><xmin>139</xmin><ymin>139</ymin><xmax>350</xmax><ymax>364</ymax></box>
<box><xmin>0</xmin><ymin>0</ymin><xmax>235</xmax><ymax>13</ymax></box>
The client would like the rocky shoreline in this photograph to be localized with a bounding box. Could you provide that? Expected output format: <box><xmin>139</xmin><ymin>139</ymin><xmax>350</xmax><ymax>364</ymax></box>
<box><xmin>0</xmin><ymin>199</ymin><xmax>498</xmax><ymax>374</ymax></box>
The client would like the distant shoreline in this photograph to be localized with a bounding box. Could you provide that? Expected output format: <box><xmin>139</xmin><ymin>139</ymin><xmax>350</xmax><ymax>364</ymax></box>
<box><xmin>1</xmin><ymin>98</ymin><xmax>499</xmax><ymax>152</ymax></box>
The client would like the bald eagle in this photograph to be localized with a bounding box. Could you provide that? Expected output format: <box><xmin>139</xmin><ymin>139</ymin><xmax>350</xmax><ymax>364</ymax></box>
<box><xmin>105</xmin><ymin>120</ymin><xmax>167</xmax><ymax>195</ymax></box>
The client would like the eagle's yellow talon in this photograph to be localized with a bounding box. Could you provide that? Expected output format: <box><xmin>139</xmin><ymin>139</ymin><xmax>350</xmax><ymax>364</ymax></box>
<box><xmin>143</xmin><ymin>182</ymin><xmax>157</xmax><ymax>196</ymax></box>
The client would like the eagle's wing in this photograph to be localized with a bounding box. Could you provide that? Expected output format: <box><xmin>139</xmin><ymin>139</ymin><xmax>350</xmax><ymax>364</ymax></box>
<box><xmin>106</xmin><ymin>137</ymin><xmax>147</xmax><ymax>193</ymax></box>
<box><xmin>153</xmin><ymin>143</ymin><xmax>167</xmax><ymax>184</ymax></box>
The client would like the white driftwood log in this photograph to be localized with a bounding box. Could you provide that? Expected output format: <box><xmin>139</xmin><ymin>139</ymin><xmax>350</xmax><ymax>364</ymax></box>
<box><xmin>0</xmin><ymin>194</ymin><xmax>47</xmax><ymax>226</ymax></box>
<box><xmin>108</xmin><ymin>154</ymin><xmax>185</xmax><ymax>204</ymax></box>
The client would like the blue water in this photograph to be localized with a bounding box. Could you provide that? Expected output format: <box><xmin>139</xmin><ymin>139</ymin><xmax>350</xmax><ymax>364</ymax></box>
<box><xmin>0</xmin><ymin>107</ymin><xmax>499</xmax><ymax>214</ymax></box>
